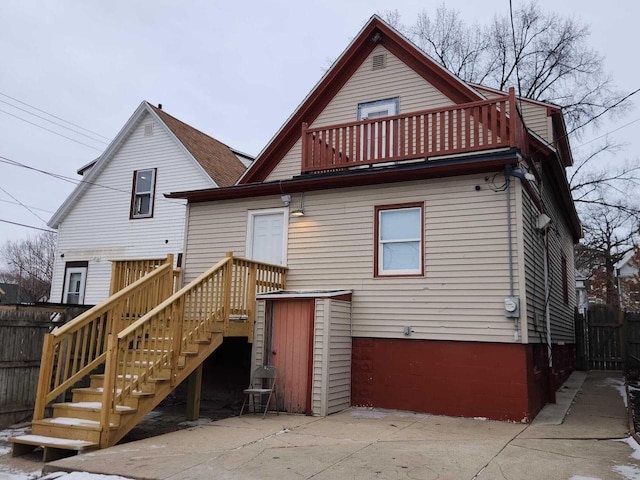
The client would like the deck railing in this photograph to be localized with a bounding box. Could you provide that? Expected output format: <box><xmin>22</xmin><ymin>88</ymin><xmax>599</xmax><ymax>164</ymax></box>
<box><xmin>302</xmin><ymin>87</ymin><xmax>528</xmax><ymax>173</ymax></box>
<box><xmin>33</xmin><ymin>257</ymin><xmax>176</xmax><ymax>421</ymax></box>
<box><xmin>102</xmin><ymin>253</ymin><xmax>287</xmax><ymax>436</ymax></box>
<box><xmin>110</xmin><ymin>257</ymin><xmax>180</xmax><ymax>295</ymax></box>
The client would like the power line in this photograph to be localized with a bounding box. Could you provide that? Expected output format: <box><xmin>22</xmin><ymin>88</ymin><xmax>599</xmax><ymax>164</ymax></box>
<box><xmin>0</xmin><ymin>218</ymin><xmax>55</xmax><ymax>233</ymax></box>
<box><xmin>0</xmin><ymin>185</ymin><xmax>48</xmax><ymax>223</ymax></box>
<box><xmin>573</xmin><ymin>117</ymin><xmax>640</xmax><ymax>151</ymax></box>
<box><xmin>0</xmin><ymin>108</ymin><xmax>104</xmax><ymax>151</ymax></box>
<box><xmin>0</xmin><ymin>98</ymin><xmax>109</xmax><ymax>145</ymax></box>
<box><xmin>0</xmin><ymin>91</ymin><xmax>111</xmax><ymax>140</ymax></box>
<box><xmin>0</xmin><ymin>198</ymin><xmax>54</xmax><ymax>214</ymax></box>
<box><xmin>0</xmin><ymin>154</ymin><xmax>184</xmax><ymax>206</ymax></box>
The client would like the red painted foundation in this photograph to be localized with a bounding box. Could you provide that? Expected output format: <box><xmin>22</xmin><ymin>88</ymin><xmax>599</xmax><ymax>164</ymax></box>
<box><xmin>351</xmin><ymin>338</ymin><xmax>575</xmax><ymax>422</ymax></box>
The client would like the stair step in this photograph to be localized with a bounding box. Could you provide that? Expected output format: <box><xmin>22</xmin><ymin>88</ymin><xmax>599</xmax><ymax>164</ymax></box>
<box><xmin>36</xmin><ymin>417</ymin><xmax>116</xmax><ymax>430</ymax></box>
<box><xmin>53</xmin><ymin>401</ymin><xmax>135</xmax><ymax>414</ymax></box>
<box><xmin>11</xmin><ymin>434</ymin><xmax>98</xmax><ymax>451</ymax></box>
<box><xmin>194</xmin><ymin>338</ymin><xmax>211</xmax><ymax>344</ymax></box>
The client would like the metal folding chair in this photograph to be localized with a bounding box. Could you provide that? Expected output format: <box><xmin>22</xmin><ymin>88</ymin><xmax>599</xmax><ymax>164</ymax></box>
<box><xmin>239</xmin><ymin>366</ymin><xmax>278</xmax><ymax>418</ymax></box>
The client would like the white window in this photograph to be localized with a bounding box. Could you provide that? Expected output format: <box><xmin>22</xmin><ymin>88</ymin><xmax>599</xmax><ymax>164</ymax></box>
<box><xmin>63</xmin><ymin>263</ymin><xmax>88</xmax><ymax>304</ymax></box>
<box><xmin>375</xmin><ymin>203</ymin><xmax>423</xmax><ymax>276</ymax></box>
<box><xmin>357</xmin><ymin>97</ymin><xmax>399</xmax><ymax>120</ymax></box>
<box><xmin>131</xmin><ymin>169</ymin><xmax>156</xmax><ymax>218</ymax></box>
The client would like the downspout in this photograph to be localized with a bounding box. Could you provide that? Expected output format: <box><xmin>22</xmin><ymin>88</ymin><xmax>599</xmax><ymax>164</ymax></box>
<box><xmin>505</xmin><ymin>173</ymin><xmax>519</xmax><ymax>341</ymax></box>
<box><xmin>542</xmin><ymin>227</ymin><xmax>555</xmax><ymax>403</ymax></box>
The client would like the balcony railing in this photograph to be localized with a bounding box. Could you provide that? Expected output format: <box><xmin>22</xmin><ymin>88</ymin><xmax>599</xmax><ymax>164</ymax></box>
<box><xmin>301</xmin><ymin>87</ymin><xmax>528</xmax><ymax>174</ymax></box>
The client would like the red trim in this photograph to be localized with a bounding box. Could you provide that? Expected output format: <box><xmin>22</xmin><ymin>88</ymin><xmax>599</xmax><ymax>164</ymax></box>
<box><xmin>240</xmin><ymin>17</ymin><xmax>482</xmax><ymax>184</ymax></box>
<box><xmin>168</xmin><ymin>154</ymin><xmax>517</xmax><ymax>202</ymax></box>
<box><xmin>374</xmin><ymin>202</ymin><xmax>424</xmax><ymax>278</ymax></box>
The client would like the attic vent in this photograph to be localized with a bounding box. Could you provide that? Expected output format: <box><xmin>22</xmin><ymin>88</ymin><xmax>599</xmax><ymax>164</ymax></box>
<box><xmin>144</xmin><ymin>123</ymin><xmax>154</xmax><ymax>137</ymax></box>
<box><xmin>372</xmin><ymin>53</ymin><xmax>387</xmax><ymax>70</ymax></box>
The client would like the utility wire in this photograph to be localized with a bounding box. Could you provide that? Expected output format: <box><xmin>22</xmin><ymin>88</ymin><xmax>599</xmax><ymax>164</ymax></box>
<box><xmin>0</xmin><ymin>185</ymin><xmax>48</xmax><ymax>223</ymax></box>
<box><xmin>0</xmin><ymin>108</ymin><xmax>103</xmax><ymax>151</ymax></box>
<box><xmin>573</xmin><ymin>117</ymin><xmax>640</xmax><ymax>151</ymax></box>
<box><xmin>0</xmin><ymin>155</ymin><xmax>184</xmax><ymax>206</ymax></box>
<box><xmin>0</xmin><ymin>198</ymin><xmax>54</xmax><ymax>214</ymax></box>
<box><xmin>0</xmin><ymin>218</ymin><xmax>55</xmax><ymax>233</ymax></box>
<box><xmin>0</xmin><ymin>98</ymin><xmax>109</xmax><ymax>145</ymax></box>
<box><xmin>0</xmin><ymin>91</ymin><xmax>111</xmax><ymax>140</ymax></box>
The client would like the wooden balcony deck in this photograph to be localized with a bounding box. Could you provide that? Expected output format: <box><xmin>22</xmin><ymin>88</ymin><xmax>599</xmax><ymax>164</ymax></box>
<box><xmin>301</xmin><ymin>87</ymin><xmax>528</xmax><ymax>174</ymax></box>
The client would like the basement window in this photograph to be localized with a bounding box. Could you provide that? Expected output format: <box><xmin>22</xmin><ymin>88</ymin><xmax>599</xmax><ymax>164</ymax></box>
<box><xmin>130</xmin><ymin>168</ymin><xmax>156</xmax><ymax>219</ymax></box>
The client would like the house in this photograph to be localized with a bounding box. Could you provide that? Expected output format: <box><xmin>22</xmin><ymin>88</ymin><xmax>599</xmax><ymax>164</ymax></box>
<box><xmin>616</xmin><ymin>247</ymin><xmax>640</xmax><ymax>311</ymax></box>
<box><xmin>575</xmin><ymin>270</ymin><xmax>589</xmax><ymax>315</ymax></box>
<box><xmin>0</xmin><ymin>282</ymin><xmax>32</xmax><ymax>304</ymax></box>
<box><xmin>167</xmin><ymin>16</ymin><xmax>581</xmax><ymax>422</ymax></box>
<box><xmin>47</xmin><ymin>101</ymin><xmax>250</xmax><ymax>305</ymax></box>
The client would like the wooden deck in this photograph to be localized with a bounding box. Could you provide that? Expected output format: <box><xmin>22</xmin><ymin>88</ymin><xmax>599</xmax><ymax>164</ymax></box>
<box><xmin>301</xmin><ymin>87</ymin><xmax>528</xmax><ymax>174</ymax></box>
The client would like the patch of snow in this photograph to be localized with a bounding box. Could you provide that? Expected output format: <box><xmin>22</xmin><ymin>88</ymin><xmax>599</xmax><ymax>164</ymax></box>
<box><xmin>0</xmin><ymin>446</ymin><xmax>11</xmax><ymax>455</ymax></box>
<box><xmin>613</xmin><ymin>437</ymin><xmax>640</xmax><ymax>460</ymax></box>
<box><xmin>0</xmin><ymin>427</ymin><xmax>30</xmax><ymax>442</ymax></box>
<box><xmin>12</xmin><ymin>435</ymin><xmax>93</xmax><ymax>446</ymax></box>
<box><xmin>474</xmin><ymin>417</ymin><xmax>488</xmax><ymax>421</ymax></box>
<box><xmin>178</xmin><ymin>418</ymin><xmax>212</xmax><ymax>427</ymax></box>
<box><xmin>600</xmin><ymin>377</ymin><xmax>628</xmax><ymax>407</ymax></box>
<box><xmin>630</xmin><ymin>386</ymin><xmax>640</xmax><ymax>392</ymax></box>
<box><xmin>613</xmin><ymin>464</ymin><xmax>640</xmax><ymax>479</ymax></box>
<box><xmin>350</xmin><ymin>409</ymin><xmax>388</xmax><ymax>419</ymax></box>
<box><xmin>569</xmin><ymin>476</ymin><xmax>602</xmax><ymax>480</ymax></box>
<box><xmin>144</xmin><ymin>411</ymin><xmax>163</xmax><ymax>419</ymax></box>
<box><xmin>0</xmin><ymin>469</ymin><xmax>41</xmax><ymax>480</ymax></box>
<box><xmin>50</xmin><ymin>417</ymin><xmax>99</xmax><ymax>426</ymax></box>
<box><xmin>65</xmin><ymin>402</ymin><xmax>132</xmax><ymax>412</ymax></box>
<box><xmin>276</xmin><ymin>429</ymin><xmax>290</xmax><ymax>435</ymax></box>
<box><xmin>41</xmin><ymin>473</ymin><xmax>133</xmax><ymax>480</ymax></box>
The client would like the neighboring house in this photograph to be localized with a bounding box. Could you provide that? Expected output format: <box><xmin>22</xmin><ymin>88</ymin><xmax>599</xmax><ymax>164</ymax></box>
<box><xmin>168</xmin><ymin>16</ymin><xmax>580</xmax><ymax>422</ymax></box>
<box><xmin>0</xmin><ymin>282</ymin><xmax>31</xmax><ymax>304</ymax></box>
<box><xmin>616</xmin><ymin>247</ymin><xmax>640</xmax><ymax>311</ymax></box>
<box><xmin>48</xmin><ymin>102</ymin><xmax>249</xmax><ymax>305</ymax></box>
<box><xmin>575</xmin><ymin>270</ymin><xmax>589</xmax><ymax>315</ymax></box>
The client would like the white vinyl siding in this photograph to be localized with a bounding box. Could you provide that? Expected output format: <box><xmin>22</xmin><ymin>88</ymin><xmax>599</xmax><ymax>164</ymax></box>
<box><xmin>326</xmin><ymin>299</ymin><xmax>352</xmax><ymax>414</ymax></box>
<box><xmin>265</xmin><ymin>45</ymin><xmax>455</xmax><ymax>182</ymax></box>
<box><xmin>50</xmin><ymin>111</ymin><xmax>214</xmax><ymax>305</ymax></box>
<box><xmin>253</xmin><ymin>300</ymin><xmax>267</xmax><ymax>370</ymax></box>
<box><xmin>184</xmin><ymin>174</ymin><xmax>522</xmax><ymax>343</ymax></box>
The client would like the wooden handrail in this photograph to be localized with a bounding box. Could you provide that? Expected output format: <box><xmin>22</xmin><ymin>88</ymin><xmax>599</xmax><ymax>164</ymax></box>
<box><xmin>106</xmin><ymin>254</ymin><xmax>287</xmax><ymax>424</ymax></box>
<box><xmin>302</xmin><ymin>93</ymin><xmax>528</xmax><ymax>173</ymax></box>
<box><xmin>33</xmin><ymin>256</ymin><xmax>177</xmax><ymax>421</ymax></box>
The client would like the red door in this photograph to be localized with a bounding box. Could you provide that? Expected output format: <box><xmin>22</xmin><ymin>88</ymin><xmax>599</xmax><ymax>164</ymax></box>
<box><xmin>270</xmin><ymin>299</ymin><xmax>313</xmax><ymax>414</ymax></box>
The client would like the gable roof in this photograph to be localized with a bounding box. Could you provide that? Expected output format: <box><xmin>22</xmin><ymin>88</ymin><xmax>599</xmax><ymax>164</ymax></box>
<box><xmin>48</xmin><ymin>101</ymin><xmax>247</xmax><ymax>228</ymax></box>
<box><xmin>148</xmin><ymin>105</ymin><xmax>246</xmax><ymax>187</ymax></box>
<box><xmin>238</xmin><ymin>15</ymin><xmax>484</xmax><ymax>184</ymax></box>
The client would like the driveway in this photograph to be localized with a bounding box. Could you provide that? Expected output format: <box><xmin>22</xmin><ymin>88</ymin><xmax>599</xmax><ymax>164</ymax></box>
<box><xmin>27</xmin><ymin>371</ymin><xmax>640</xmax><ymax>479</ymax></box>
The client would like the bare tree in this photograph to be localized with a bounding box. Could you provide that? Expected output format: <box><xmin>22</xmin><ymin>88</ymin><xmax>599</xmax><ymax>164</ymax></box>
<box><xmin>0</xmin><ymin>231</ymin><xmax>57</xmax><ymax>302</ymax></box>
<box><xmin>577</xmin><ymin>203</ymin><xmax>639</xmax><ymax>308</ymax></box>
<box><xmin>383</xmin><ymin>3</ymin><xmax>626</xmax><ymax>132</ymax></box>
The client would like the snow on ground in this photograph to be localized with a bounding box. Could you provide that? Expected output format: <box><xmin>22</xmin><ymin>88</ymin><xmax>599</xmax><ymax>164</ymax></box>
<box><xmin>41</xmin><ymin>473</ymin><xmax>133</xmax><ymax>480</ymax></box>
<box><xmin>177</xmin><ymin>418</ymin><xmax>212</xmax><ymax>427</ymax></box>
<box><xmin>570</xmin><ymin>476</ymin><xmax>602</xmax><ymax>480</ymax></box>
<box><xmin>613</xmin><ymin>464</ymin><xmax>640</xmax><ymax>480</ymax></box>
<box><xmin>0</xmin><ymin>427</ymin><xmax>29</xmax><ymax>443</ymax></box>
<box><xmin>600</xmin><ymin>377</ymin><xmax>628</xmax><ymax>407</ymax></box>
<box><xmin>613</xmin><ymin>437</ymin><xmax>640</xmax><ymax>460</ymax></box>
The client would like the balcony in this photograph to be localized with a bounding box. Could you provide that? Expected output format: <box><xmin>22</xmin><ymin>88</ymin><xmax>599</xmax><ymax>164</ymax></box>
<box><xmin>301</xmin><ymin>88</ymin><xmax>528</xmax><ymax>174</ymax></box>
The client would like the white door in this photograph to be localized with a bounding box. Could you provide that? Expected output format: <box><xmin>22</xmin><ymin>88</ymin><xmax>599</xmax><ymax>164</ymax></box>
<box><xmin>358</xmin><ymin>98</ymin><xmax>399</xmax><ymax>159</ymax></box>
<box><xmin>63</xmin><ymin>267</ymin><xmax>87</xmax><ymax>304</ymax></box>
<box><xmin>247</xmin><ymin>209</ymin><xmax>287</xmax><ymax>266</ymax></box>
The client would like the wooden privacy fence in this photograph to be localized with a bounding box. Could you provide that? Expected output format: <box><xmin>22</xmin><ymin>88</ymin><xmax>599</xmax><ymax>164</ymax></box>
<box><xmin>0</xmin><ymin>306</ymin><xmax>89</xmax><ymax>428</ymax></box>
<box><xmin>301</xmin><ymin>87</ymin><xmax>528</xmax><ymax>173</ymax></box>
<box><xmin>575</xmin><ymin>306</ymin><xmax>640</xmax><ymax>370</ymax></box>
<box><xmin>33</xmin><ymin>260</ymin><xmax>178</xmax><ymax>421</ymax></box>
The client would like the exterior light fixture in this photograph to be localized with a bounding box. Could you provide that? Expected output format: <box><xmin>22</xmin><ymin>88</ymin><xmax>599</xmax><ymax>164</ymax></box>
<box><xmin>290</xmin><ymin>193</ymin><xmax>305</xmax><ymax>217</ymax></box>
<box><xmin>280</xmin><ymin>194</ymin><xmax>291</xmax><ymax>206</ymax></box>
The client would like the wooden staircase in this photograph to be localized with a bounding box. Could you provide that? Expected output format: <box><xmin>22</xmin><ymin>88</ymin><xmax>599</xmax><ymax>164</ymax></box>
<box><xmin>11</xmin><ymin>253</ymin><xmax>287</xmax><ymax>461</ymax></box>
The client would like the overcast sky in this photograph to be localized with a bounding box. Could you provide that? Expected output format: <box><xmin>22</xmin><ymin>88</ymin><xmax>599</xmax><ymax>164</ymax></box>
<box><xmin>0</xmin><ymin>0</ymin><xmax>637</xmax><ymax>253</ymax></box>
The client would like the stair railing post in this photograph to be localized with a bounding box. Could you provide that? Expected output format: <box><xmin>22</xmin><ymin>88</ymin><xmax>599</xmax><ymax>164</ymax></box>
<box><xmin>247</xmin><ymin>263</ymin><xmax>258</xmax><ymax>343</ymax></box>
<box><xmin>170</xmin><ymin>296</ymin><xmax>185</xmax><ymax>387</ymax></box>
<box><xmin>100</xmin><ymin>333</ymin><xmax>117</xmax><ymax>449</ymax></box>
<box><xmin>33</xmin><ymin>333</ymin><xmax>55</xmax><ymax>421</ymax></box>
<box><xmin>508</xmin><ymin>87</ymin><xmax>517</xmax><ymax>149</ymax></box>
<box><xmin>223</xmin><ymin>252</ymin><xmax>234</xmax><ymax>337</ymax></box>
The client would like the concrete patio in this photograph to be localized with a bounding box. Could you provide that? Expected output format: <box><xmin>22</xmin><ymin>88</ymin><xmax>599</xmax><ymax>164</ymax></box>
<box><xmin>38</xmin><ymin>370</ymin><xmax>640</xmax><ymax>479</ymax></box>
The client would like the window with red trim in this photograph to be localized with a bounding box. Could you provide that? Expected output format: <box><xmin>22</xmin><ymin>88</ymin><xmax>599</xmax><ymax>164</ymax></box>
<box><xmin>374</xmin><ymin>202</ymin><xmax>424</xmax><ymax>277</ymax></box>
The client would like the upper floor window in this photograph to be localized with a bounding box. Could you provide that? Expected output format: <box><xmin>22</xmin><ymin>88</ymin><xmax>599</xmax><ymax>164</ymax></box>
<box><xmin>130</xmin><ymin>169</ymin><xmax>156</xmax><ymax>219</ymax></box>
<box><xmin>357</xmin><ymin>97</ymin><xmax>399</xmax><ymax>120</ymax></box>
<box><xmin>374</xmin><ymin>202</ymin><xmax>424</xmax><ymax>277</ymax></box>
